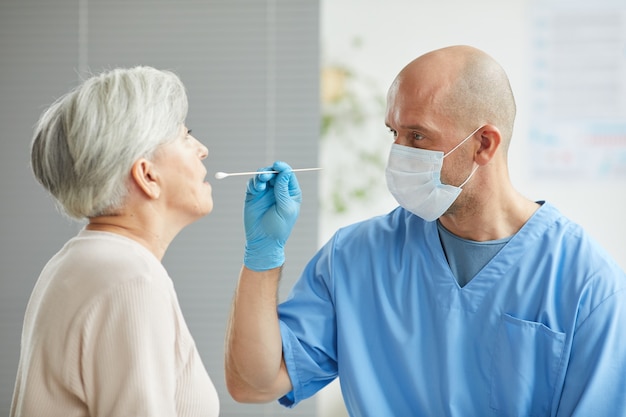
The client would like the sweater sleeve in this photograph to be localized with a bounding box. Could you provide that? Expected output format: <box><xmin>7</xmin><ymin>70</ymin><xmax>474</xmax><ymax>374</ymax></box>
<box><xmin>79</xmin><ymin>278</ymin><xmax>181</xmax><ymax>417</ymax></box>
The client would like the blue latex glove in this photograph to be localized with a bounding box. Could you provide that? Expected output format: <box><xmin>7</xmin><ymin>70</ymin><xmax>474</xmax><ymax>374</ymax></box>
<box><xmin>243</xmin><ymin>161</ymin><xmax>302</xmax><ymax>271</ymax></box>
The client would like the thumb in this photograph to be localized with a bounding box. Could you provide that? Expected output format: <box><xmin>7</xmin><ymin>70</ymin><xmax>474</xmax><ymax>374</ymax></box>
<box><xmin>274</xmin><ymin>170</ymin><xmax>299</xmax><ymax>209</ymax></box>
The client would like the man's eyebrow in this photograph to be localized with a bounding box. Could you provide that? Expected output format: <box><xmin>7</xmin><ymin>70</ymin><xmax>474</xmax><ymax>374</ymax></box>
<box><xmin>394</xmin><ymin>123</ymin><xmax>430</xmax><ymax>132</ymax></box>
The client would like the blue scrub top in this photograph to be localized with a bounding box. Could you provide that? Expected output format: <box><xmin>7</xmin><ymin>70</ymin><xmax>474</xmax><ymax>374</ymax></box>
<box><xmin>277</xmin><ymin>202</ymin><xmax>626</xmax><ymax>416</ymax></box>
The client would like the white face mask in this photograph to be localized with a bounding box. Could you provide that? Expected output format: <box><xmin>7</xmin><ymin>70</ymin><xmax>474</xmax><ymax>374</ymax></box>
<box><xmin>385</xmin><ymin>126</ymin><xmax>482</xmax><ymax>222</ymax></box>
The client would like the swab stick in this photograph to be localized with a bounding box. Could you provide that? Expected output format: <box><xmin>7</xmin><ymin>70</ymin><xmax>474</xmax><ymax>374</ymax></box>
<box><xmin>215</xmin><ymin>167</ymin><xmax>322</xmax><ymax>179</ymax></box>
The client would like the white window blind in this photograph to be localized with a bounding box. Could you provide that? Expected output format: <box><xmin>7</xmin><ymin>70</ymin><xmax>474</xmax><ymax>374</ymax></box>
<box><xmin>0</xmin><ymin>1</ymin><xmax>320</xmax><ymax>415</ymax></box>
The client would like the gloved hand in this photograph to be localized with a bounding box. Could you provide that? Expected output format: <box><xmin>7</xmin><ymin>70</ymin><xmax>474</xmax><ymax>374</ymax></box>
<box><xmin>243</xmin><ymin>161</ymin><xmax>302</xmax><ymax>271</ymax></box>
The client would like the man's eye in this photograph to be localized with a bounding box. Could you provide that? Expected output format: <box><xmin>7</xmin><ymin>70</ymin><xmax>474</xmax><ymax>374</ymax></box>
<box><xmin>411</xmin><ymin>132</ymin><xmax>424</xmax><ymax>141</ymax></box>
<box><xmin>388</xmin><ymin>128</ymin><xmax>397</xmax><ymax>138</ymax></box>
<box><xmin>187</xmin><ymin>129</ymin><xmax>193</xmax><ymax>135</ymax></box>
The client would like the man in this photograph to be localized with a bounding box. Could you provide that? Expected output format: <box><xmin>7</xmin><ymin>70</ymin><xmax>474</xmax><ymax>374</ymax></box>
<box><xmin>225</xmin><ymin>45</ymin><xmax>626</xmax><ymax>416</ymax></box>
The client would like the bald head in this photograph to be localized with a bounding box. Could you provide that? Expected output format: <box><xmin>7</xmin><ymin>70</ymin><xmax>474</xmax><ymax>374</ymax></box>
<box><xmin>390</xmin><ymin>45</ymin><xmax>516</xmax><ymax>152</ymax></box>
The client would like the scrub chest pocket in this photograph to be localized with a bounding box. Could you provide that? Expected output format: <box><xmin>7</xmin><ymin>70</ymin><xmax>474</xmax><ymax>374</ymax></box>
<box><xmin>490</xmin><ymin>314</ymin><xmax>566</xmax><ymax>416</ymax></box>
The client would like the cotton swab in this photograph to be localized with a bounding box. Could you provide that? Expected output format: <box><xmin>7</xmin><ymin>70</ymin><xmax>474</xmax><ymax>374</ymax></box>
<box><xmin>215</xmin><ymin>167</ymin><xmax>322</xmax><ymax>179</ymax></box>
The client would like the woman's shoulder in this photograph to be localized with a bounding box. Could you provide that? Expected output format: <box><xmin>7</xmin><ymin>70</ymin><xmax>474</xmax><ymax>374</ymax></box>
<box><xmin>49</xmin><ymin>230</ymin><xmax>172</xmax><ymax>297</ymax></box>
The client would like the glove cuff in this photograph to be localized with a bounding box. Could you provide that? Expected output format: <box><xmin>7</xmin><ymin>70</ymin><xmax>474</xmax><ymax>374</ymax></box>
<box><xmin>244</xmin><ymin>246</ymin><xmax>285</xmax><ymax>271</ymax></box>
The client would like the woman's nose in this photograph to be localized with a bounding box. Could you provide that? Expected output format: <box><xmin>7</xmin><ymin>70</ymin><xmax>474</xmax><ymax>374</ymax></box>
<box><xmin>197</xmin><ymin>139</ymin><xmax>209</xmax><ymax>159</ymax></box>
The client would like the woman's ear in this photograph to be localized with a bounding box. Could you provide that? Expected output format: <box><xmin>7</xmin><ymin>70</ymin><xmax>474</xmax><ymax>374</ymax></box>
<box><xmin>475</xmin><ymin>124</ymin><xmax>501</xmax><ymax>165</ymax></box>
<box><xmin>130</xmin><ymin>158</ymin><xmax>161</xmax><ymax>199</ymax></box>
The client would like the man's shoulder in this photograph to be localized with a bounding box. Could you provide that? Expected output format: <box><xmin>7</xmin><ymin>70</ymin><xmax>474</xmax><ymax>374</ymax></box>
<box><xmin>331</xmin><ymin>207</ymin><xmax>431</xmax><ymax>251</ymax></box>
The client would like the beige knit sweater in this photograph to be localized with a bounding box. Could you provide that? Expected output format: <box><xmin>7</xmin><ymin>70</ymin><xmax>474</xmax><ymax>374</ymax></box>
<box><xmin>11</xmin><ymin>230</ymin><xmax>219</xmax><ymax>416</ymax></box>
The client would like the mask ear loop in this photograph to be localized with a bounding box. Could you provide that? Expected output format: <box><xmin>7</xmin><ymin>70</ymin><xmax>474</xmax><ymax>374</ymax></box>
<box><xmin>443</xmin><ymin>125</ymin><xmax>484</xmax><ymax>158</ymax></box>
<box><xmin>443</xmin><ymin>125</ymin><xmax>483</xmax><ymax>188</ymax></box>
<box><xmin>459</xmin><ymin>163</ymin><xmax>480</xmax><ymax>188</ymax></box>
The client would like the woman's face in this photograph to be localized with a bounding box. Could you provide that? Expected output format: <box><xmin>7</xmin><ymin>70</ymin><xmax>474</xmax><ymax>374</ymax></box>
<box><xmin>150</xmin><ymin>125</ymin><xmax>213</xmax><ymax>224</ymax></box>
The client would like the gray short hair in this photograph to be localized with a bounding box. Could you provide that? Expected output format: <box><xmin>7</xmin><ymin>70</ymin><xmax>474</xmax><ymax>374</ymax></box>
<box><xmin>31</xmin><ymin>66</ymin><xmax>188</xmax><ymax>219</ymax></box>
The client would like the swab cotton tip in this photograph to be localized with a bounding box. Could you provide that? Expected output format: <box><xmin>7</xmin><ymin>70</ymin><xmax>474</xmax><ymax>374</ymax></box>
<box><xmin>214</xmin><ymin>167</ymin><xmax>322</xmax><ymax>179</ymax></box>
<box><xmin>214</xmin><ymin>172</ymin><xmax>229</xmax><ymax>179</ymax></box>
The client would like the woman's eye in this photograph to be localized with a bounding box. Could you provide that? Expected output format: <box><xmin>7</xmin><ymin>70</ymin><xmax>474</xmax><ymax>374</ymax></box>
<box><xmin>187</xmin><ymin>129</ymin><xmax>193</xmax><ymax>136</ymax></box>
<box><xmin>388</xmin><ymin>128</ymin><xmax>397</xmax><ymax>138</ymax></box>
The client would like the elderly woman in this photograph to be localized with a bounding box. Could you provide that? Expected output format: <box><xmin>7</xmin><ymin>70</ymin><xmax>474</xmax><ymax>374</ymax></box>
<box><xmin>11</xmin><ymin>67</ymin><xmax>219</xmax><ymax>416</ymax></box>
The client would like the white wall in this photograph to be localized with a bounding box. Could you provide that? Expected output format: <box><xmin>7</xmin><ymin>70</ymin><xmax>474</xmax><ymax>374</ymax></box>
<box><xmin>320</xmin><ymin>0</ymin><xmax>626</xmax><ymax>267</ymax></box>
<box><xmin>318</xmin><ymin>1</ymin><xmax>626</xmax><ymax>415</ymax></box>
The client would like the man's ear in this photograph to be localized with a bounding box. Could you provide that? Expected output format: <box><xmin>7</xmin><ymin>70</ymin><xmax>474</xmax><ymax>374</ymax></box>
<box><xmin>130</xmin><ymin>158</ymin><xmax>160</xmax><ymax>199</ymax></box>
<box><xmin>475</xmin><ymin>124</ymin><xmax>501</xmax><ymax>165</ymax></box>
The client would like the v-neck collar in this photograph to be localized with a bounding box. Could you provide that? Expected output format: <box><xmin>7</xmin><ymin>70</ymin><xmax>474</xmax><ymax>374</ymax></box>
<box><xmin>429</xmin><ymin>202</ymin><xmax>557</xmax><ymax>312</ymax></box>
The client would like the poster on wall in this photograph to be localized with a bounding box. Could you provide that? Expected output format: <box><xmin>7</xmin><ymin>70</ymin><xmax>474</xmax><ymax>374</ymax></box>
<box><xmin>529</xmin><ymin>0</ymin><xmax>626</xmax><ymax>179</ymax></box>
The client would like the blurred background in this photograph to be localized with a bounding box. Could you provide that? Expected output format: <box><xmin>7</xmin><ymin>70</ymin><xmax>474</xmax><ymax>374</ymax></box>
<box><xmin>1</xmin><ymin>0</ymin><xmax>625</xmax><ymax>416</ymax></box>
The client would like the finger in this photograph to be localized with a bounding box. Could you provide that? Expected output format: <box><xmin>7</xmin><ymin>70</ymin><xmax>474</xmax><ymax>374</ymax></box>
<box><xmin>272</xmin><ymin>160</ymin><xmax>293</xmax><ymax>173</ymax></box>
<box><xmin>256</xmin><ymin>166</ymin><xmax>276</xmax><ymax>183</ymax></box>
<box><xmin>247</xmin><ymin>167</ymin><xmax>275</xmax><ymax>194</ymax></box>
